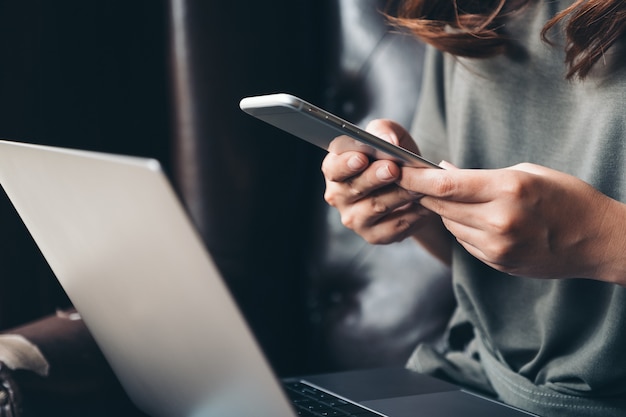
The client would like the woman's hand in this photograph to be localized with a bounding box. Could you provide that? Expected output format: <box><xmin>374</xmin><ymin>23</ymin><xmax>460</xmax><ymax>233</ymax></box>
<box><xmin>399</xmin><ymin>162</ymin><xmax>626</xmax><ymax>284</ymax></box>
<box><xmin>322</xmin><ymin>119</ymin><xmax>443</xmax><ymax>246</ymax></box>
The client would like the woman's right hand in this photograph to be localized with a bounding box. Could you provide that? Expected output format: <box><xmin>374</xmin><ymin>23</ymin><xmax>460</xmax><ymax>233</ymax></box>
<box><xmin>321</xmin><ymin>119</ymin><xmax>438</xmax><ymax>245</ymax></box>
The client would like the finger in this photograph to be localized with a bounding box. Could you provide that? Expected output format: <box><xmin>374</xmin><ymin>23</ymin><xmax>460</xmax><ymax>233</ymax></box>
<box><xmin>366</xmin><ymin>119</ymin><xmax>420</xmax><ymax>153</ymax></box>
<box><xmin>454</xmin><ymin>236</ymin><xmax>518</xmax><ymax>275</ymax></box>
<box><xmin>349</xmin><ymin>202</ymin><xmax>432</xmax><ymax>245</ymax></box>
<box><xmin>439</xmin><ymin>160</ymin><xmax>459</xmax><ymax>170</ymax></box>
<box><xmin>454</xmin><ymin>237</ymin><xmax>494</xmax><ymax>269</ymax></box>
<box><xmin>441</xmin><ymin>213</ymin><xmax>523</xmax><ymax>273</ymax></box>
<box><xmin>347</xmin><ymin>184</ymin><xmax>423</xmax><ymax>228</ymax></box>
<box><xmin>345</xmin><ymin>159</ymin><xmax>402</xmax><ymax>199</ymax></box>
<box><xmin>419</xmin><ymin>196</ymin><xmax>497</xmax><ymax>231</ymax></box>
<box><xmin>508</xmin><ymin>162</ymin><xmax>552</xmax><ymax>176</ymax></box>
<box><xmin>398</xmin><ymin>167</ymin><xmax>501</xmax><ymax>203</ymax></box>
<box><xmin>439</xmin><ymin>213</ymin><xmax>487</xmax><ymax>251</ymax></box>
<box><xmin>321</xmin><ymin>151</ymin><xmax>369</xmax><ymax>182</ymax></box>
<box><xmin>435</xmin><ymin>216</ymin><xmax>498</xmax><ymax>269</ymax></box>
<box><xmin>324</xmin><ymin>159</ymin><xmax>402</xmax><ymax>207</ymax></box>
<box><xmin>366</xmin><ymin>119</ymin><xmax>401</xmax><ymax>144</ymax></box>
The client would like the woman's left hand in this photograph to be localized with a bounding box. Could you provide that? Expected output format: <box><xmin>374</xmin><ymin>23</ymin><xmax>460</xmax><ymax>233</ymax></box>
<box><xmin>399</xmin><ymin>161</ymin><xmax>626</xmax><ymax>284</ymax></box>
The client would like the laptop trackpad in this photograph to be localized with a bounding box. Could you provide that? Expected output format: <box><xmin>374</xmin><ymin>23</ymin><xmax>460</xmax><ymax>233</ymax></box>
<box><xmin>300</xmin><ymin>367</ymin><xmax>458</xmax><ymax>402</ymax></box>
<box><xmin>361</xmin><ymin>391</ymin><xmax>535</xmax><ymax>417</ymax></box>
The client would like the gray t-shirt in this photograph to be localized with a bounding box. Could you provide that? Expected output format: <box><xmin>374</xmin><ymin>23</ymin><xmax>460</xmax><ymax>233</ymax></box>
<box><xmin>407</xmin><ymin>2</ymin><xmax>626</xmax><ymax>416</ymax></box>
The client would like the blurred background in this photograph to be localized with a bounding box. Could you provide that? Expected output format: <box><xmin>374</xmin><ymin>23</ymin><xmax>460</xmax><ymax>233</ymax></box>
<box><xmin>0</xmin><ymin>0</ymin><xmax>453</xmax><ymax>389</ymax></box>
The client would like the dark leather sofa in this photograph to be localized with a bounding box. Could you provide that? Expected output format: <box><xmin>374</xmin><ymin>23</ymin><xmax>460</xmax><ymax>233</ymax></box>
<box><xmin>0</xmin><ymin>0</ymin><xmax>454</xmax><ymax>414</ymax></box>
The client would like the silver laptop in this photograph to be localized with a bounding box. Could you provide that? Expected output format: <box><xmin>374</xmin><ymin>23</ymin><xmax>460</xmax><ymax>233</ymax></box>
<box><xmin>0</xmin><ymin>140</ymin><xmax>536</xmax><ymax>417</ymax></box>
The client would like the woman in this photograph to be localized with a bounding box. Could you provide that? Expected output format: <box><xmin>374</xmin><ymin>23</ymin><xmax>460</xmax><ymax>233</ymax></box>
<box><xmin>322</xmin><ymin>1</ymin><xmax>626</xmax><ymax>416</ymax></box>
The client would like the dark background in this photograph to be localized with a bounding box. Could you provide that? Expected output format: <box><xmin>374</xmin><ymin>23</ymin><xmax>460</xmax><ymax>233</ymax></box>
<box><xmin>0</xmin><ymin>0</ymin><xmax>331</xmax><ymax>377</ymax></box>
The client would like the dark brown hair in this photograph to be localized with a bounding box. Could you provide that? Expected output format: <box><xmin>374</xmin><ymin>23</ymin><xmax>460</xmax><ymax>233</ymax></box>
<box><xmin>389</xmin><ymin>0</ymin><xmax>626</xmax><ymax>79</ymax></box>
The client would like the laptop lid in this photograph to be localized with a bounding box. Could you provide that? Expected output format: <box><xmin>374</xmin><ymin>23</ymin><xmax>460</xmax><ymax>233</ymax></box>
<box><xmin>0</xmin><ymin>140</ymin><xmax>295</xmax><ymax>417</ymax></box>
<box><xmin>0</xmin><ymin>140</ymin><xmax>539</xmax><ymax>417</ymax></box>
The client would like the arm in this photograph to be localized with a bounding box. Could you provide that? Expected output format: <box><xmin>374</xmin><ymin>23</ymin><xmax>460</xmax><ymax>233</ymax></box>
<box><xmin>0</xmin><ymin>310</ymin><xmax>140</xmax><ymax>417</ymax></box>
<box><xmin>6</xmin><ymin>310</ymin><xmax>117</xmax><ymax>396</ymax></box>
<box><xmin>398</xmin><ymin>162</ymin><xmax>626</xmax><ymax>285</ymax></box>
<box><xmin>322</xmin><ymin>119</ymin><xmax>626</xmax><ymax>285</ymax></box>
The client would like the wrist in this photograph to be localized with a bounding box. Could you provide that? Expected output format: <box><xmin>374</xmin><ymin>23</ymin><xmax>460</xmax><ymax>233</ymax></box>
<box><xmin>590</xmin><ymin>199</ymin><xmax>626</xmax><ymax>286</ymax></box>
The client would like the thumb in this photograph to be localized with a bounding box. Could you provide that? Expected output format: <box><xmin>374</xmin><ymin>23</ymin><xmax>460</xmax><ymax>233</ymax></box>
<box><xmin>439</xmin><ymin>160</ymin><xmax>459</xmax><ymax>170</ymax></box>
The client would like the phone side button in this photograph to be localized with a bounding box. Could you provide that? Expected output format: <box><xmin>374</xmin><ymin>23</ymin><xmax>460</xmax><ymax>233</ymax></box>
<box><xmin>343</xmin><ymin>124</ymin><xmax>362</xmax><ymax>136</ymax></box>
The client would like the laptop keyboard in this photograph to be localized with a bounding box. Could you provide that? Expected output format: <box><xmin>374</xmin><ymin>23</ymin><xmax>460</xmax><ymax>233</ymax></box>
<box><xmin>284</xmin><ymin>381</ymin><xmax>381</xmax><ymax>416</ymax></box>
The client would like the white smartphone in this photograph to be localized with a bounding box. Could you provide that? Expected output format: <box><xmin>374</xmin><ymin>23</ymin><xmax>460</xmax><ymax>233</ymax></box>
<box><xmin>239</xmin><ymin>93</ymin><xmax>440</xmax><ymax>169</ymax></box>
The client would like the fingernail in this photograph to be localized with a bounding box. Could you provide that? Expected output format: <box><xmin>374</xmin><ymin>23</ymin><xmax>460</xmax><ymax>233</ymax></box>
<box><xmin>439</xmin><ymin>160</ymin><xmax>457</xmax><ymax>169</ymax></box>
<box><xmin>347</xmin><ymin>155</ymin><xmax>366</xmax><ymax>170</ymax></box>
<box><xmin>376</xmin><ymin>165</ymin><xmax>394</xmax><ymax>181</ymax></box>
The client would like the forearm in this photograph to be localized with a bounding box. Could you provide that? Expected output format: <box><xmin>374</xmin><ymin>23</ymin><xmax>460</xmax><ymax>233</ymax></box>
<box><xmin>5</xmin><ymin>310</ymin><xmax>118</xmax><ymax>395</ymax></box>
<box><xmin>0</xmin><ymin>310</ymin><xmax>135</xmax><ymax>417</ymax></box>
